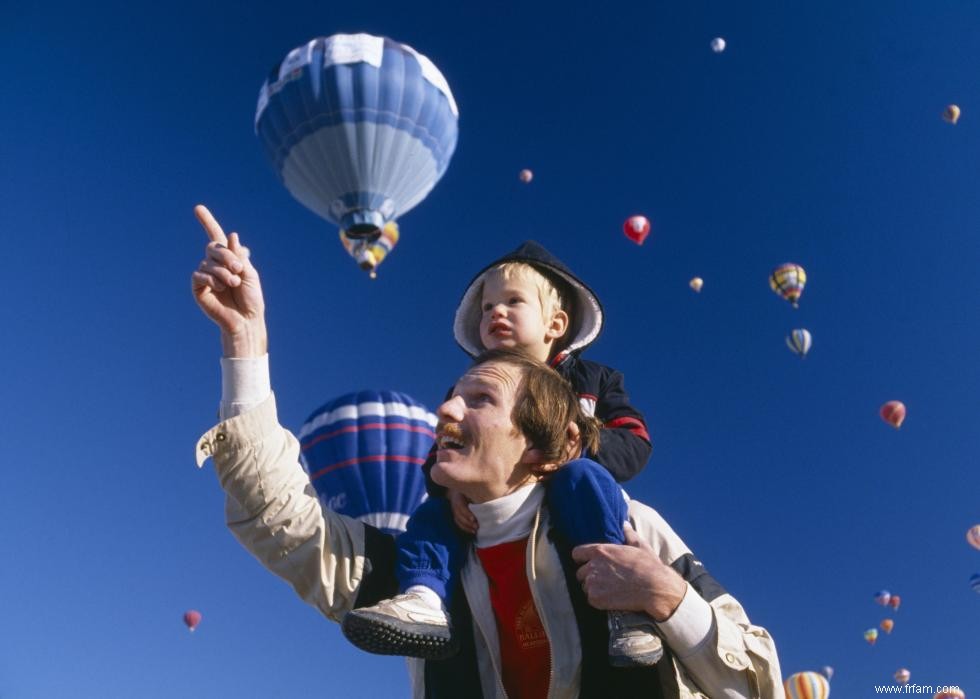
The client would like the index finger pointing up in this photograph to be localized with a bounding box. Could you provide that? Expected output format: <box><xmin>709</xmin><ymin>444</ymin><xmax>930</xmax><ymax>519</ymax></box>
<box><xmin>194</xmin><ymin>204</ymin><xmax>228</xmax><ymax>245</ymax></box>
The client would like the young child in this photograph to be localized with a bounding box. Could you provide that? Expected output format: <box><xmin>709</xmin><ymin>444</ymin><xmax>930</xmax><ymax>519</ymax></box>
<box><xmin>342</xmin><ymin>241</ymin><xmax>658</xmax><ymax>666</ymax></box>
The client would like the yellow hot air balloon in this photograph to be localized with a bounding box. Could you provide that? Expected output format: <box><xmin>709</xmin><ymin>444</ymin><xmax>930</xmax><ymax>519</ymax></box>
<box><xmin>880</xmin><ymin>618</ymin><xmax>894</xmax><ymax>634</ymax></box>
<box><xmin>864</xmin><ymin>628</ymin><xmax>879</xmax><ymax>645</ymax></box>
<box><xmin>689</xmin><ymin>277</ymin><xmax>704</xmax><ymax>293</ymax></box>
<box><xmin>943</xmin><ymin>104</ymin><xmax>961</xmax><ymax>124</ymax></box>
<box><xmin>770</xmin><ymin>263</ymin><xmax>807</xmax><ymax>307</ymax></box>
<box><xmin>784</xmin><ymin>671</ymin><xmax>830</xmax><ymax>699</ymax></box>
<box><xmin>339</xmin><ymin>222</ymin><xmax>400</xmax><ymax>278</ymax></box>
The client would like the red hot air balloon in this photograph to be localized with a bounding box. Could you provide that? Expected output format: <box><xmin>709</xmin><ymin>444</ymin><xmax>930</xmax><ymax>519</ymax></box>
<box><xmin>880</xmin><ymin>401</ymin><xmax>906</xmax><ymax>429</ymax></box>
<box><xmin>623</xmin><ymin>215</ymin><xmax>651</xmax><ymax>245</ymax></box>
<box><xmin>183</xmin><ymin>610</ymin><xmax>202</xmax><ymax>632</ymax></box>
<box><xmin>880</xmin><ymin>618</ymin><xmax>894</xmax><ymax>634</ymax></box>
<box><xmin>888</xmin><ymin>595</ymin><xmax>901</xmax><ymax>610</ymax></box>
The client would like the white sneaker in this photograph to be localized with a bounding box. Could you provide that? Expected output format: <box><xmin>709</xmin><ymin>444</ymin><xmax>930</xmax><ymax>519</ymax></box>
<box><xmin>608</xmin><ymin>610</ymin><xmax>664</xmax><ymax>667</ymax></box>
<box><xmin>342</xmin><ymin>592</ymin><xmax>458</xmax><ymax>660</ymax></box>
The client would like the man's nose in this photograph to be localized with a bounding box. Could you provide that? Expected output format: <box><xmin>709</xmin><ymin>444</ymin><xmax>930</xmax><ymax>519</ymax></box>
<box><xmin>437</xmin><ymin>395</ymin><xmax>464</xmax><ymax>420</ymax></box>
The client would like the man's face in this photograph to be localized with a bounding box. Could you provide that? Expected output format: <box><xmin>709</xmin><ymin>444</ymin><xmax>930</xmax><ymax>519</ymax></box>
<box><xmin>478</xmin><ymin>272</ymin><xmax>554</xmax><ymax>362</ymax></box>
<box><xmin>430</xmin><ymin>360</ymin><xmax>536</xmax><ymax>503</ymax></box>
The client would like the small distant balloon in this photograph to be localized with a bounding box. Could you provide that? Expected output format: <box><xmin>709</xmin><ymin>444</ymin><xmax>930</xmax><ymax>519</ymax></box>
<box><xmin>943</xmin><ymin>104</ymin><xmax>961</xmax><ymax>124</ymax></box>
<box><xmin>519</xmin><ymin>169</ymin><xmax>533</xmax><ymax>183</ymax></box>
<box><xmin>966</xmin><ymin>524</ymin><xmax>980</xmax><ymax>550</ymax></box>
<box><xmin>894</xmin><ymin>669</ymin><xmax>911</xmax><ymax>685</ymax></box>
<box><xmin>711</xmin><ymin>37</ymin><xmax>726</xmax><ymax>53</ymax></box>
<box><xmin>888</xmin><ymin>594</ymin><xmax>901</xmax><ymax>610</ymax></box>
<box><xmin>689</xmin><ymin>277</ymin><xmax>704</xmax><ymax>293</ymax></box>
<box><xmin>786</xmin><ymin>328</ymin><xmax>812</xmax><ymax>358</ymax></box>
<box><xmin>784</xmin><ymin>671</ymin><xmax>830</xmax><ymax>699</ymax></box>
<box><xmin>880</xmin><ymin>401</ymin><xmax>906</xmax><ymax>429</ymax></box>
<box><xmin>821</xmin><ymin>666</ymin><xmax>834</xmax><ymax>680</ymax></box>
<box><xmin>874</xmin><ymin>590</ymin><xmax>892</xmax><ymax>606</ymax></box>
<box><xmin>970</xmin><ymin>573</ymin><xmax>980</xmax><ymax>594</ymax></box>
<box><xmin>623</xmin><ymin>215</ymin><xmax>651</xmax><ymax>245</ymax></box>
<box><xmin>864</xmin><ymin>628</ymin><xmax>879</xmax><ymax>645</ymax></box>
<box><xmin>934</xmin><ymin>690</ymin><xmax>965</xmax><ymax>699</ymax></box>
<box><xmin>183</xmin><ymin>610</ymin><xmax>202</xmax><ymax>632</ymax></box>
<box><xmin>769</xmin><ymin>263</ymin><xmax>807</xmax><ymax>307</ymax></box>
<box><xmin>880</xmin><ymin>619</ymin><xmax>894</xmax><ymax>634</ymax></box>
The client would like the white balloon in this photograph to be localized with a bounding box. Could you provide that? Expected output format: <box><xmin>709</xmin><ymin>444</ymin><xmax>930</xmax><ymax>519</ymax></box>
<box><xmin>711</xmin><ymin>37</ymin><xmax>726</xmax><ymax>53</ymax></box>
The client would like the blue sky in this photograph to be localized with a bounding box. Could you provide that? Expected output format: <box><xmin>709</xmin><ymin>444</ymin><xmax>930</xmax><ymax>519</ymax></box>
<box><xmin>1</xmin><ymin>1</ymin><xmax>978</xmax><ymax>696</ymax></box>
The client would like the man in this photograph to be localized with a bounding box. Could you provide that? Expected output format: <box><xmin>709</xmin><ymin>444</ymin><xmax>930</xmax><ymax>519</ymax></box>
<box><xmin>191</xmin><ymin>206</ymin><xmax>784</xmax><ymax>698</ymax></box>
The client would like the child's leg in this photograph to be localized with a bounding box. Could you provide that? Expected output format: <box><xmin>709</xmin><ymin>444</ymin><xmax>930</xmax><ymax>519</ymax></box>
<box><xmin>342</xmin><ymin>496</ymin><xmax>465</xmax><ymax>660</ymax></box>
<box><xmin>545</xmin><ymin>458</ymin><xmax>628</xmax><ymax>548</ymax></box>
<box><xmin>395</xmin><ymin>496</ymin><xmax>465</xmax><ymax>605</ymax></box>
<box><xmin>546</xmin><ymin>458</ymin><xmax>663</xmax><ymax>668</ymax></box>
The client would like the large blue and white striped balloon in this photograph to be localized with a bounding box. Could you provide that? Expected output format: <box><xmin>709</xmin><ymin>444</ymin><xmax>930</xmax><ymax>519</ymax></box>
<box><xmin>256</xmin><ymin>34</ymin><xmax>459</xmax><ymax>238</ymax></box>
<box><xmin>298</xmin><ymin>389</ymin><xmax>436</xmax><ymax>536</ymax></box>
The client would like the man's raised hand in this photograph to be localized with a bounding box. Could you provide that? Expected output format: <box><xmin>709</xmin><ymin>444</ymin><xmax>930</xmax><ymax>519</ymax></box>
<box><xmin>191</xmin><ymin>205</ymin><xmax>268</xmax><ymax>357</ymax></box>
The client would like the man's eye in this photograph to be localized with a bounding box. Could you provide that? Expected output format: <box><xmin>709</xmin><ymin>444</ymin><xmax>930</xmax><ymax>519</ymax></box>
<box><xmin>482</xmin><ymin>303</ymin><xmax>493</xmax><ymax>312</ymax></box>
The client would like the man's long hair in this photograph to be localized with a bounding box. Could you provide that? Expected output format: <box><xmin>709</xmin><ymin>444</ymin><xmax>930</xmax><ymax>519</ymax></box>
<box><xmin>471</xmin><ymin>348</ymin><xmax>601</xmax><ymax>473</ymax></box>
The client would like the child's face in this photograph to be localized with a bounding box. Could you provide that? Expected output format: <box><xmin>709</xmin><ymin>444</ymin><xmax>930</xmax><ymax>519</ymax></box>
<box><xmin>479</xmin><ymin>272</ymin><xmax>562</xmax><ymax>362</ymax></box>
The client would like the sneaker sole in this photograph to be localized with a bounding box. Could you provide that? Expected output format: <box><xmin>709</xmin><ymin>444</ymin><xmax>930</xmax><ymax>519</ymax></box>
<box><xmin>609</xmin><ymin>648</ymin><xmax>664</xmax><ymax>668</ymax></box>
<box><xmin>342</xmin><ymin>610</ymin><xmax>459</xmax><ymax>660</ymax></box>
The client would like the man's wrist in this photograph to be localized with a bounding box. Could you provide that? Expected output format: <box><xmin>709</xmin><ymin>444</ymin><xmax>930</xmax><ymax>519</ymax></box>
<box><xmin>221</xmin><ymin>325</ymin><xmax>268</xmax><ymax>358</ymax></box>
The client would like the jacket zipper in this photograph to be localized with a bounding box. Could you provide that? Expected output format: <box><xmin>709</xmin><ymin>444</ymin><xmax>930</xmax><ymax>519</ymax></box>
<box><xmin>527</xmin><ymin>508</ymin><xmax>557</xmax><ymax>698</ymax></box>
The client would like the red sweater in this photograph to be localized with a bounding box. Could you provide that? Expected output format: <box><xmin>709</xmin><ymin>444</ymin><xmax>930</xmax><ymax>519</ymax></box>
<box><xmin>476</xmin><ymin>537</ymin><xmax>552</xmax><ymax>699</ymax></box>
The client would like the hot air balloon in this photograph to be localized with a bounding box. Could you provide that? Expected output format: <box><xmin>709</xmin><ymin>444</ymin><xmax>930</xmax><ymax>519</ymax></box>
<box><xmin>183</xmin><ymin>610</ymin><xmax>202</xmax><ymax>632</ymax></box>
<box><xmin>339</xmin><ymin>222</ymin><xmax>399</xmax><ymax>278</ymax></box>
<box><xmin>966</xmin><ymin>524</ymin><xmax>980</xmax><ymax>551</ymax></box>
<box><xmin>880</xmin><ymin>401</ymin><xmax>906</xmax><ymax>429</ymax></box>
<box><xmin>821</xmin><ymin>666</ymin><xmax>834</xmax><ymax>681</ymax></box>
<box><xmin>943</xmin><ymin>104</ymin><xmax>961</xmax><ymax>124</ymax></box>
<box><xmin>298</xmin><ymin>389</ymin><xmax>436</xmax><ymax>535</ymax></box>
<box><xmin>880</xmin><ymin>619</ymin><xmax>894</xmax><ymax>634</ymax></box>
<box><xmin>519</xmin><ymin>169</ymin><xmax>533</xmax><ymax>183</ymax></box>
<box><xmin>874</xmin><ymin>590</ymin><xmax>892</xmax><ymax>606</ymax></box>
<box><xmin>970</xmin><ymin>573</ymin><xmax>980</xmax><ymax>594</ymax></box>
<box><xmin>689</xmin><ymin>277</ymin><xmax>703</xmax><ymax>293</ymax></box>
<box><xmin>888</xmin><ymin>594</ymin><xmax>901</xmax><ymax>610</ymax></box>
<box><xmin>711</xmin><ymin>37</ymin><xmax>726</xmax><ymax>53</ymax></box>
<box><xmin>786</xmin><ymin>328</ymin><xmax>812</xmax><ymax>358</ymax></box>
<box><xmin>784</xmin><ymin>671</ymin><xmax>830</xmax><ymax>699</ymax></box>
<box><xmin>934</xmin><ymin>690</ymin><xmax>965</xmax><ymax>699</ymax></box>
<box><xmin>255</xmin><ymin>34</ymin><xmax>459</xmax><ymax>270</ymax></box>
<box><xmin>864</xmin><ymin>628</ymin><xmax>879</xmax><ymax>645</ymax></box>
<box><xmin>769</xmin><ymin>263</ymin><xmax>806</xmax><ymax>307</ymax></box>
<box><xmin>894</xmin><ymin>669</ymin><xmax>911</xmax><ymax>685</ymax></box>
<box><xmin>623</xmin><ymin>215</ymin><xmax>651</xmax><ymax>245</ymax></box>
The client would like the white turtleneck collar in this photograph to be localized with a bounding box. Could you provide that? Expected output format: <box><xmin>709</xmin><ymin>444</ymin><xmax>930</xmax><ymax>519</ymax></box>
<box><xmin>469</xmin><ymin>483</ymin><xmax>544</xmax><ymax>548</ymax></box>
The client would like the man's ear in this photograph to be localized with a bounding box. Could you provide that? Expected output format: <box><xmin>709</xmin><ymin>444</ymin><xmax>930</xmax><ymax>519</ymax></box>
<box><xmin>546</xmin><ymin>309</ymin><xmax>569</xmax><ymax>342</ymax></box>
<box><xmin>564</xmin><ymin>420</ymin><xmax>582</xmax><ymax>460</ymax></box>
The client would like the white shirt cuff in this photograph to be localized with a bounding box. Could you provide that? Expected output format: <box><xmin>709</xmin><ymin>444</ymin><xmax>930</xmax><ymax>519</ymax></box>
<box><xmin>220</xmin><ymin>355</ymin><xmax>271</xmax><ymax>420</ymax></box>
<box><xmin>657</xmin><ymin>582</ymin><xmax>714</xmax><ymax>658</ymax></box>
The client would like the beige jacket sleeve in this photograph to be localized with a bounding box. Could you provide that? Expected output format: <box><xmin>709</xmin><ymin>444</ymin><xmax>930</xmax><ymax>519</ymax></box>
<box><xmin>628</xmin><ymin>500</ymin><xmax>785</xmax><ymax>699</ymax></box>
<box><xmin>196</xmin><ymin>392</ymin><xmax>370</xmax><ymax>623</ymax></box>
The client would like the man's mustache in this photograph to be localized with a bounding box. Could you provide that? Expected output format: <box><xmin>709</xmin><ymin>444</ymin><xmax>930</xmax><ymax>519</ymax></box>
<box><xmin>436</xmin><ymin>422</ymin><xmax>466</xmax><ymax>442</ymax></box>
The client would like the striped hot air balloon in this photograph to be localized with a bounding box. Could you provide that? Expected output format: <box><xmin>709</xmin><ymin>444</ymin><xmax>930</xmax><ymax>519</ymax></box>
<box><xmin>894</xmin><ymin>669</ymin><xmax>911</xmax><ymax>685</ymax></box>
<box><xmin>769</xmin><ymin>263</ymin><xmax>807</xmax><ymax>307</ymax></box>
<box><xmin>784</xmin><ymin>671</ymin><xmax>830</xmax><ymax>699</ymax></box>
<box><xmin>864</xmin><ymin>628</ymin><xmax>879</xmax><ymax>645</ymax></box>
<box><xmin>255</xmin><ymin>34</ymin><xmax>459</xmax><ymax>266</ymax></box>
<box><xmin>298</xmin><ymin>389</ymin><xmax>436</xmax><ymax>535</ymax></box>
<box><xmin>970</xmin><ymin>573</ymin><xmax>980</xmax><ymax>594</ymax></box>
<box><xmin>934</xmin><ymin>690</ymin><xmax>965</xmax><ymax>699</ymax></box>
<box><xmin>786</xmin><ymin>328</ymin><xmax>812</xmax><ymax>358</ymax></box>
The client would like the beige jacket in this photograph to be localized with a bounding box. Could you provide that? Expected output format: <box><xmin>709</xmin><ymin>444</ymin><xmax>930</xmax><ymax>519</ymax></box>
<box><xmin>197</xmin><ymin>393</ymin><xmax>784</xmax><ymax>698</ymax></box>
